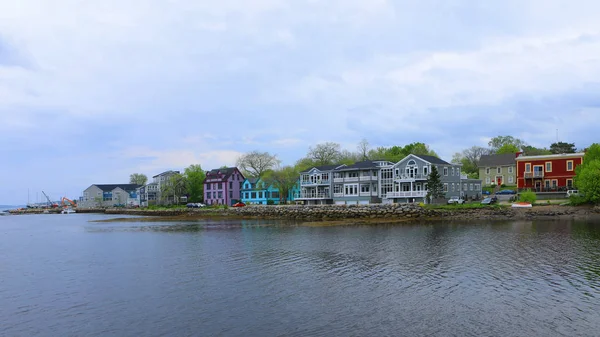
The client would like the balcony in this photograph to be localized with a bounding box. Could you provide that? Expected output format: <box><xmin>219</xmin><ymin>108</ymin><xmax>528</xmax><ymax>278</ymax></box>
<box><xmin>385</xmin><ymin>191</ymin><xmax>427</xmax><ymax>198</ymax></box>
<box><xmin>395</xmin><ymin>174</ymin><xmax>427</xmax><ymax>182</ymax></box>
<box><xmin>295</xmin><ymin>192</ymin><xmax>331</xmax><ymax>200</ymax></box>
<box><xmin>300</xmin><ymin>180</ymin><xmax>331</xmax><ymax>186</ymax></box>
<box><xmin>524</xmin><ymin>172</ymin><xmax>544</xmax><ymax>179</ymax></box>
<box><xmin>359</xmin><ymin>176</ymin><xmax>377</xmax><ymax>181</ymax></box>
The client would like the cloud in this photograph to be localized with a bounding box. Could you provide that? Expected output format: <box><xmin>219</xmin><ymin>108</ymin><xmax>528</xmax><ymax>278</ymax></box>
<box><xmin>1</xmin><ymin>0</ymin><xmax>600</xmax><ymax>203</ymax></box>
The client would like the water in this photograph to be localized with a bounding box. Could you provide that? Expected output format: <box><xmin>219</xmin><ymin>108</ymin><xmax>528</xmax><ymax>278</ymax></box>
<box><xmin>2</xmin><ymin>214</ymin><xmax>600</xmax><ymax>337</ymax></box>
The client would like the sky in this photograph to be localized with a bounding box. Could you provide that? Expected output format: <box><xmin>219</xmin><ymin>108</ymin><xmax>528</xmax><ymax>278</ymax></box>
<box><xmin>1</xmin><ymin>0</ymin><xmax>600</xmax><ymax>204</ymax></box>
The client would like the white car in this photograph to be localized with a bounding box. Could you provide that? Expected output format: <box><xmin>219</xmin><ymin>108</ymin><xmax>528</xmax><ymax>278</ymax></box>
<box><xmin>566</xmin><ymin>190</ymin><xmax>579</xmax><ymax>198</ymax></box>
<box><xmin>447</xmin><ymin>197</ymin><xmax>465</xmax><ymax>204</ymax></box>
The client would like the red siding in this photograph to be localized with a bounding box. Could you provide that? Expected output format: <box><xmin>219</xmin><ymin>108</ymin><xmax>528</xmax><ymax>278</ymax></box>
<box><xmin>516</xmin><ymin>155</ymin><xmax>583</xmax><ymax>190</ymax></box>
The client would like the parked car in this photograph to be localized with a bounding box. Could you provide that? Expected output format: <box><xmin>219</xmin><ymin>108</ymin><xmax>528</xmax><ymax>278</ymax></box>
<box><xmin>482</xmin><ymin>190</ymin><xmax>491</xmax><ymax>195</ymax></box>
<box><xmin>496</xmin><ymin>189</ymin><xmax>516</xmax><ymax>195</ymax></box>
<box><xmin>566</xmin><ymin>190</ymin><xmax>580</xmax><ymax>198</ymax></box>
<box><xmin>232</xmin><ymin>202</ymin><xmax>246</xmax><ymax>207</ymax></box>
<box><xmin>186</xmin><ymin>203</ymin><xmax>207</xmax><ymax>208</ymax></box>
<box><xmin>447</xmin><ymin>196</ymin><xmax>465</xmax><ymax>204</ymax></box>
<box><xmin>481</xmin><ymin>197</ymin><xmax>498</xmax><ymax>205</ymax></box>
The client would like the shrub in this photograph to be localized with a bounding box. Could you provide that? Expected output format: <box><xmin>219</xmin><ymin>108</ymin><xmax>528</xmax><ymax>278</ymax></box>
<box><xmin>519</xmin><ymin>189</ymin><xmax>537</xmax><ymax>203</ymax></box>
<box><xmin>266</xmin><ymin>200</ymin><xmax>275</xmax><ymax>205</ymax></box>
<box><xmin>569</xmin><ymin>195</ymin><xmax>588</xmax><ymax>206</ymax></box>
<box><xmin>501</xmin><ymin>184</ymin><xmax>506</xmax><ymax>188</ymax></box>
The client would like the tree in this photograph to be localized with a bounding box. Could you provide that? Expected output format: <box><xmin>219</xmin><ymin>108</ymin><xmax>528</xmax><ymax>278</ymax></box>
<box><xmin>550</xmin><ymin>142</ymin><xmax>576</xmax><ymax>154</ymax></box>
<box><xmin>236</xmin><ymin>151</ymin><xmax>280</xmax><ymax>178</ymax></box>
<box><xmin>161</xmin><ymin>173</ymin><xmax>188</xmax><ymax>205</ymax></box>
<box><xmin>403</xmin><ymin>142</ymin><xmax>439</xmax><ymax>157</ymax></box>
<box><xmin>574</xmin><ymin>143</ymin><xmax>600</xmax><ymax>204</ymax></box>
<box><xmin>425</xmin><ymin>165</ymin><xmax>444</xmax><ymax>202</ymax></box>
<box><xmin>522</xmin><ymin>145</ymin><xmax>552</xmax><ymax>156</ymax></box>
<box><xmin>306</xmin><ymin>142</ymin><xmax>341</xmax><ymax>166</ymax></box>
<box><xmin>452</xmin><ymin>146</ymin><xmax>491</xmax><ymax>177</ymax></box>
<box><xmin>496</xmin><ymin>143</ymin><xmax>521</xmax><ymax>154</ymax></box>
<box><xmin>263</xmin><ymin>166</ymin><xmax>299</xmax><ymax>203</ymax></box>
<box><xmin>338</xmin><ymin>149</ymin><xmax>360</xmax><ymax>165</ymax></box>
<box><xmin>129</xmin><ymin>173</ymin><xmax>148</xmax><ymax>185</ymax></box>
<box><xmin>357</xmin><ymin>139</ymin><xmax>370</xmax><ymax>161</ymax></box>
<box><xmin>488</xmin><ymin>136</ymin><xmax>526</xmax><ymax>153</ymax></box>
<box><xmin>184</xmin><ymin>164</ymin><xmax>205</xmax><ymax>202</ymax></box>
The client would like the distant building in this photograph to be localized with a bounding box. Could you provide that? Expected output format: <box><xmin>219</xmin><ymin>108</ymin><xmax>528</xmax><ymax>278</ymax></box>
<box><xmin>203</xmin><ymin>167</ymin><xmax>245</xmax><ymax>205</ymax></box>
<box><xmin>331</xmin><ymin>160</ymin><xmax>394</xmax><ymax>205</ymax></box>
<box><xmin>79</xmin><ymin>184</ymin><xmax>141</xmax><ymax>208</ymax></box>
<box><xmin>240</xmin><ymin>177</ymin><xmax>281</xmax><ymax>205</ymax></box>
<box><xmin>516</xmin><ymin>153</ymin><xmax>584</xmax><ymax>192</ymax></box>
<box><xmin>478</xmin><ymin>153</ymin><xmax>518</xmax><ymax>187</ymax></box>
<box><xmin>152</xmin><ymin>170</ymin><xmax>181</xmax><ymax>204</ymax></box>
<box><xmin>296</xmin><ymin>164</ymin><xmax>345</xmax><ymax>205</ymax></box>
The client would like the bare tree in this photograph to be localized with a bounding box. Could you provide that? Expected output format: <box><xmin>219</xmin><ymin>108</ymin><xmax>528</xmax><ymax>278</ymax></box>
<box><xmin>307</xmin><ymin>142</ymin><xmax>341</xmax><ymax>166</ymax></box>
<box><xmin>236</xmin><ymin>151</ymin><xmax>280</xmax><ymax>178</ymax></box>
<box><xmin>129</xmin><ymin>173</ymin><xmax>148</xmax><ymax>185</ymax></box>
<box><xmin>357</xmin><ymin>139</ymin><xmax>370</xmax><ymax>161</ymax></box>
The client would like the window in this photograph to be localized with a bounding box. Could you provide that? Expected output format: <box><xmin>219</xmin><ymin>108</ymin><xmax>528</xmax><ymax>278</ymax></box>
<box><xmin>509</xmin><ymin>176</ymin><xmax>514</xmax><ymax>184</ymax></box>
<box><xmin>545</xmin><ymin>180</ymin><xmax>550</xmax><ymax>189</ymax></box>
<box><xmin>486</xmin><ymin>168</ymin><xmax>490</xmax><ymax>175</ymax></box>
<box><xmin>229</xmin><ymin>191</ymin><xmax>233</xmax><ymax>199</ymax></box>
<box><xmin>443</xmin><ymin>167</ymin><xmax>448</xmax><ymax>176</ymax></box>
<box><xmin>206</xmin><ymin>193</ymin><xmax>210</xmax><ymax>200</ymax></box>
<box><xmin>272</xmin><ymin>191</ymin><xmax>280</xmax><ymax>199</ymax></box>
<box><xmin>469</xmin><ymin>184</ymin><xmax>473</xmax><ymax>191</ymax></box>
<box><xmin>545</xmin><ymin>162</ymin><xmax>552</xmax><ymax>172</ymax></box>
<box><xmin>212</xmin><ymin>192</ymin><xmax>216</xmax><ymax>198</ymax></box>
<box><xmin>218</xmin><ymin>192</ymin><xmax>223</xmax><ymax>198</ymax></box>
<box><xmin>451</xmin><ymin>183</ymin><xmax>455</xmax><ymax>192</ymax></box>
<box><xmin>485</xmin><ymin>177</ymin><xmax>490</xmax><ymax>184</ymax></box>
<box><xmin>525</xmin><ymin>163</ymin><xmax>531</xmax><ymax>173</ymax></box>
<box><xmin>258</xmin><ymin>192</ymin><xmax>263</xmax><ymax>198</ymax></box>
<box><xmin>508</xmin><ymin>166</ymin><xmax>513</xmax><ymax>174</ymax></box>
<box><xmin>567</xmin><ymin>160</ymin><xmax>574</xmax><ymax>171</ymax></box>
<box><xmin>218</xmin><ymin>183</ymin><xmax>223</xmax><ymax>190</ymax></box>
<box><xmin>423</xmin><ymin>167</ymin><xmax>428</xmax><ymax>175</ymax></box>
<box><xmin>251</xmin><ymin>192</ymin><xmax>256</xmax><ymax>199</ymax></box>
<box><xmin>451</xmin><ymin>168</ymin><xmax>454</xmax><ymax>176</ymax></box>
<box><xmin>475</xmin><ymin>184</ymin><xmax>480</xmax><ymax>190</ymax></box>
<box><xmin>360</xmin><ymin>184</ymin><xmax>370</xmax><ymax>193</ymax></box>
<box><xmin>463</xmin><ymin>183</ymin><xmax>467</xmax><ymax>191</ymax></box>
<box><xmin>334</xmin><ymin>185</ymin><xmax>343</xmax><ymax>194</ymax></box>
<box><xmin>567</xmin><ymin>179</ymin><xmax>573</xmax><ymax>188</ymax></box>
<box><xmin>552</xmin><ymin>180</ymin><xmax>557</xmax><ymax>189</ymax></box>
<box><xmin>344</xmin><ymin>184</ymin><xmax>358</xmax><ymax>196</ymax></box>
<box><xmin>229</xmin><ymin>182</ymin><xmax>233</xmax><ymax>189</ymax></box>
<box><xmin>497</xmin><ymin>167</ymin><xmax>501</xmax><ymax>174</ymax></box>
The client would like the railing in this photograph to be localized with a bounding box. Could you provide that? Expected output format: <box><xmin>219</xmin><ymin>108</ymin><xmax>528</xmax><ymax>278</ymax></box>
<box><xmin>295</xmin><ymin>193</ymin><xmax>331</xmax><ymax>199</ymax></box>
<box><xmin>359</xmin><ymin>176</ymin><xmax>377</xmax><ymax>181</ymax></box>
<box><xmin>333</xmin><ymin>193</ymin><xmax>344</xmax><ymax>197</ymax></box>
<box><xmin>300</xmin><ymin>180</ymin><xmax>331</xmax><ymax>186</ymax></box>
<box><xmin>385</xmin><ymin>191</ymin><xmax>427</xmax><ymax>198</ymax></box>
<box><xmin>524</xmin><ymin>172</ymin><xmax>544</xmax><ymax>178</ymax></box>
<box><xmin>395</xmin><ymin>174</ymin><xmax>427</xmax><ymax>181</ymax></box>
<box><xmin>333</xmin><ymin>178</ymin><xmax>344</xmax><ymax>183</ymax></box>
<box><xmin>359</xmin><ymin>192</ymin><xmax>375</xmax><ymax>197</ymax></box>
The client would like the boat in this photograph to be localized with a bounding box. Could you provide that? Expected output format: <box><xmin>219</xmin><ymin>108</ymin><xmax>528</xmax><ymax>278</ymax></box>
<box><xmin>0</xmin><ymin>210</ymin><xmax>9</xmax><ymax>216</ymax></box>
<box><xmin>511</xmin><ymin>202</ymin><xmax>532</xmax><ymax>208</ymax></box>
<box><xmin>61</xmin><ymin>208</ymin><xmax>76</xmax><ymax>214</ymax></box>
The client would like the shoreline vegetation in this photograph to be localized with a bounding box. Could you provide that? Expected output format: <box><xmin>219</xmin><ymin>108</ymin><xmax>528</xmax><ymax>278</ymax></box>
<box><xmin>10</xmin><ymin>203</ymin><xmax>600</xmax><ymax>225</ymax></box>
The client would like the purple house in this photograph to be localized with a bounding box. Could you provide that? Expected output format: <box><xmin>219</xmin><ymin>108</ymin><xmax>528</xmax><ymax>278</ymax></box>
<box><xmin>203</xmin><ymin>167</ymin><xmax>245</xmax><ymax>205</ymax></box>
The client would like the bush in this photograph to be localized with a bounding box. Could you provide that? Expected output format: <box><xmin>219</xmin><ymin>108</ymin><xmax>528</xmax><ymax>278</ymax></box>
<box><xmin>501</xmin><ymin>184</ymin><xmax>506</xmax><ymax>188</ymax></box>
<box><xmin>569</xmin><ymin>195</ymin><xmax>588</xmax><ymax>206</ymax></box>
<box><xmin>266</xmin><ymin>200</ymin><xmax>275</xmax><ymax>205</ymax></box>
<box><xmin>519</xmin><ymin>189</ymin><xmax>537</xmax><ymax>203</ymax></box>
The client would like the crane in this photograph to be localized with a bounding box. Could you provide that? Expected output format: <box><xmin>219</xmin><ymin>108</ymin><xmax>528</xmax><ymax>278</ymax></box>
<box><xmin>61</xmin><ymin>197</ymin><xmax>77</xmax><ymax>208</ymax></box>
<box><xmin>42</xmin><ymin>191</ymin><xmax>59</xmax><ymax>208</ymax></box>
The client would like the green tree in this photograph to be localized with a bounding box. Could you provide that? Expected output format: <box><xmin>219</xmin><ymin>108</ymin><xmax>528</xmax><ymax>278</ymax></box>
<box><xmin>129</xmin><ymin>173</ymin><xmax>148</xmax><ymax>185</ymax></box>
<box><xmin>403</xmin><ymin>142</ymin><xmax>439</xmax><ymax>157</ymax></box>
<box><xmin>357</xmin><ymin>139</ymin><xmax>370</xmax><ymax>161</ymax></box>
<box><xmin>305</xmin><ymin>142</ymin><xmax>342</xmax><ymax>166</ymax></box>
<box><xmin>496</xmin><ymin>143</ymin><xmax>521</xmax><ymax>154</ymax></box>
<box><xmin>263</xmin><ymin>166</ymin><xmax>299</xmax><ymax>203</ymax></box>
<box><xmin>236</xmin><ymin>151</ymin><xmax>280</xmax><ymax>178</ymax></box>
<box><xmin>184</xmin><ymin>164</ymin><xmax>205</xmax><ymax>202</ymax></box>
<box><xmin>426</xmin><ymin>165</ymin><xmax>444</xmax><ymax>202</ymax></box>
<box><xmin>488</xmin><ymin>135</ymin><xmax>526</xmax><ymax>153</ymax></box>
<box><xmin>574</xmin><ymin>143</ymin><xmax>600</xmax><ymax>204</ymax></box>
<box><xmin>161</xmin><ymin>173</ymin><xmax>188</xmax><ymax>205</ymax></box>
<box><xmin>550</xmin><ymin>142</ymin><xmax>576</xmax><ymax>154</ymax></box>
<box><xmin>522</xmin><ymin>145</ymin><xmax>552</xmax><ymax>156</ymax></box>
<box><xmin>338</xmin><ymin>149</ymin><xmax>360</xmax><ymax>165</ymax></box>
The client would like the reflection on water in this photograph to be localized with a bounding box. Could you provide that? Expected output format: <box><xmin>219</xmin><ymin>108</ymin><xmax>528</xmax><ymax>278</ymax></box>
<box><xmin>1</xmin><ymin>214</ymin><xmax>600</xmax><ymax>336</ymax></box>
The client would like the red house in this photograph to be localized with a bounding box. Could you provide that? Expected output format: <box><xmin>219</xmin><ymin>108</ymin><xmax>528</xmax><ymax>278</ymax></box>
<box><xmin>516</xmin><ymin>153</ymin><xmax>584</xmax><ymax>192</ymax></box>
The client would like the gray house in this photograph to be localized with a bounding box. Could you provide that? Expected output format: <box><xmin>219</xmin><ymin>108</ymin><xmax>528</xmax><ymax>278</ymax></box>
<box><xmin>381</xmin><ymin>154</ymin><xmax>468</xmax><ymax>203</ymax></box>
<box><xmin>79</xmin><ymin>184</ymin><xmax>141</xmax><ymax>208</ymax></box>
<box><xmin>296</xmin><ymin>164</ymin><xmax>345</xmax><ymax>205</ymax></box>
<box><xmin>152</xmin><ymin>170</ymin><xmax>181</xmax><ymax>204</ymax></box>
<box><xmin>332</xmin><ymin>160</ymin><xmax>393</xmax><ymax>205</ymax></box>
<box><xmin>478</xmin><ymin>153</ymin><xmax>517</xmax><ymax>187</ymax></box>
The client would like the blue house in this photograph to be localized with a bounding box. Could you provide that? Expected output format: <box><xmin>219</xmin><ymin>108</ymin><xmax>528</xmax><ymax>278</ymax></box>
<box><xmin>240</xmin><ymin>178</ymin><xmax>281</xmax><ymax>205</ymax></box>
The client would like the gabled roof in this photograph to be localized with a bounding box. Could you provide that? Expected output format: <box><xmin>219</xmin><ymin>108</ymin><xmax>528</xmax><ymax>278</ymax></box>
<box><xmin>94</xmin><ymin>184</ymin><xmax>141</xmax><ymax>192</ymax></box>
<box><xmin>245</xmin><ymin>177</ymin><xmax>259</xmax><ymax>184</ymax></box>
<box><xmin>394</xmin><ymin>154</ymin><xmax>451</xmax><ymax>167</ymax></box>
<box><xmin>300</xmin><ymin>164</ymin><xmax>345</xmax><ymax>173</ymax></box>
<box><xmin>152</xmin><ymin>170</ymin><xmax>180</xmax><ymax>178</ymax></box>
<box><xmin>479</xmin><ymin>153</ymin><xmax>517</xmax><ymax>167</ymax></box>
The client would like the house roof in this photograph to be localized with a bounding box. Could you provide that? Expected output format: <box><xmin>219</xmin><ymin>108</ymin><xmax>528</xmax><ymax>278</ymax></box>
<box><xmin>334</xmin><ymin>160</ymin><xmax>389</xmax><ymax>171</ymax></box>
<box><xmin>94</xmin><ymin>184</ymin><xmax>141</xmax><ymax>192</ymax></box>
<box><xmin>152</xmin><ymin>170</ymin><xmax>180</xmax><ymax>178</ymax></box>
<box><xmin>413</xmin><ymin>154</ymin><xmax>451</xmax><ymax>165</ymax></box>
<box><xmin>246</xmin><ymin>177</ymin><xmax>259</xmax><ymax>184</ymax></box>
<box><xmin>204</xmin><ymin>167</ymin><xmax>242</xmax><ymax>182</ymax></box>
<box><xmin>479</xmin><ymin>153</ymin><xmax>517</xmax><ymax>167</ymax></box>
<box><xmin>515</xmin><ymin>152</ymin><xmax>585</xmax><ymax>161</ymax></box>
<box><xmin>300</xmin><ymin>164</ymin><xmax>345</xmax><ymax>173</ymax></box>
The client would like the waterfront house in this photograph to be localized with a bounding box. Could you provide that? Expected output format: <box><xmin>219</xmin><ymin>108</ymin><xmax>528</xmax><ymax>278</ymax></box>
<box><xmin>79</xmin><ymin>184</ymin><xmax>141</xmax><ymax>208</ymax></box>
<box><xmin>332</xmin><ymin>160</ymin><xmax>394</xmax><ymax>205</ymax></box>
<box><xmin>460</xmin><ymin>176</ymin><xmax>483</xmax><ymax>201</ymax></box>
<box><xmin>152</xmin><ymin>170</ymin><xmax>181</xmax><ymax>204</ymax></box>
<box><xmin>137</xmin><ymin>182</ymin><xmax>158</xmax><ymax>207</ymax></box>
<box><xmin>381</xmin><ymin>154</ymin><xmax>477</xmax><ymax>203</ymax></box>
<box><xmin>516</xmin><ymin>152</ymin><xmax>584</xmax><ymax>192</ymax></box>
<box><xmin>296</xmin><ymin>164</ymin><xmax>345</xmax><ymax>205</ymax></box>
<box><xmin>203</xmin><ymin>167</ymin><xmax>245</xmax><ymax>205</ymax></box>
<box><xmin>478</xmin><ymin>153</ymin><xmax>518</xmax><ymax>187</ymax></box>
<box><xmin>240</xmin><ymin>177</ymin><xmax>281</xmax><ymax>205</ymax></box>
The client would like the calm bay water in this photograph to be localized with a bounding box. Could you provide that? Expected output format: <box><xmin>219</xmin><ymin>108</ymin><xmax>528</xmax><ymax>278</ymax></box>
<box><xmin>2</xmin><ymin>214</ymin><xmax>600</xmax><ymax>337</ymax></box>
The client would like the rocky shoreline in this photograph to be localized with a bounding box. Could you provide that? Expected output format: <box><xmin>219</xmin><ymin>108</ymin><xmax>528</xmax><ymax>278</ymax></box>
<box><xmin>75</xmin><ymin>204</ymin><xmax>600</xmax><ymax>223</ymax></box>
